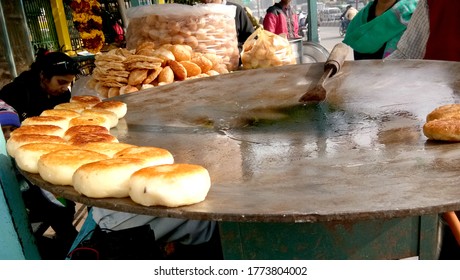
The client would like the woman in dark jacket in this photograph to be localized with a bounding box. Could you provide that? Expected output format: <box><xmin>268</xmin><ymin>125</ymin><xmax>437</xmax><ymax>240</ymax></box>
<box><xmin>0</xmin><ymin>50</ymin><xmax>81</xmax><ymax>259</ymax></box>
<box><xmin>0</xmin><ymin>50</ymin><xmax>80</xmax><ymax>121</ymax></box>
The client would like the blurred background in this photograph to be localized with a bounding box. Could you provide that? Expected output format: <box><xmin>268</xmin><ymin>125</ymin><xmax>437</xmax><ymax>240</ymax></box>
<box><xmin>0</xmin><ymin>0</ymin><xmax>364</xmax><ymax>87</ymax></box>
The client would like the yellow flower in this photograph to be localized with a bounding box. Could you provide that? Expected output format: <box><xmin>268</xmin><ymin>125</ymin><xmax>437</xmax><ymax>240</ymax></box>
<box><xmin>72</xmin><ymin>12</ymin><xmax>89</xmax><ymax>23</ymax></box>
<box><xmin>80</xmin><ymin>29</ymin><xmax>103</xmax><ymax>39</ymax></box>
<box><xmin>89</xmin><ymin>15</ymin><xmax>102</xmax><ymax>25</ymax></box>
<box><xmin>70</xmin><ymin>0</ymin><xmax>105</xmax><ymax>53</ymax></box>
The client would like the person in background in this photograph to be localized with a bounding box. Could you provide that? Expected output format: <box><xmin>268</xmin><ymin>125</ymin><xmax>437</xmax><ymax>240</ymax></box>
<box><xmin>263</xmin><ymin>0</ymin><xmax>301</xmax><ymax>39</ymax></box>
<box><xmin>0</xmin><ymin>49</ymin><xmax>80</xmax><ymax>121</ymax></box>
<box><xmin>0</xmin><ymin>50</ymin><xmax>81</xmax><ymax>259</ymax></box>
<box><xmin>297</xmin><ymin>10</ymin><xmax>307</xmax><ymax>38</ymax></box>
<box><xmin>386</xmin><ymin>0</ymin><xmax>460</xmax><ymax>260</ymax></box>
<box><xmin>346</xmin><ymin>5</ymin><xmax>358</xmax><ymax>20</ymax></box>
<box><xmin>244</xmin><ymin>5</ymin><xmax>263</xmax><ymax>30</ymax></box>
<box><xmin>226</xmin><ymin>0</ymin><xmax>254</xmax><ymax>53</ymax></box>
<box><xmin>340</xmin><ymin>4</ymin><xmax>358</xmax><ymax>31</ymax></box>
<box><xmin>201</xmin><ymin>0</ymin><xmax>254</xmax><ymax>54</ymax></box>
<box><xmin>342</xmin><ymin>0</ymin><xmax>419</xmax><ymax>60</ymax></box>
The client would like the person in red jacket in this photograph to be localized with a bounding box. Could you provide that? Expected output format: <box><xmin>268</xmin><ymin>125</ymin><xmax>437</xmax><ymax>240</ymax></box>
<box><xmin>263</xmin><ymin>0</ymin><xmax>301</xmax><ymax>39</ymax></box>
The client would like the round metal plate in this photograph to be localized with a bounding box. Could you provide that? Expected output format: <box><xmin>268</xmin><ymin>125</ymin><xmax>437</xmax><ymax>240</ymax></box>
<box><xmin>23</xmin><ymin>60</ymin><xmax>460</xmax><ymax>222</ymax></box>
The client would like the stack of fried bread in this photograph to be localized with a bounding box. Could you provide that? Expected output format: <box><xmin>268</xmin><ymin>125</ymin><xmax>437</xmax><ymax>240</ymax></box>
<box><xmin>423</xmin><ymin>104</ymin><xmax>460</xmax><ymax>141</ymax></box>
<box><xmin>88</xmin><ymin>44</ymin><xmax>225</xmax><ymax>98</ymax></box>
<box><xmin>9</xmin><ymin>96</ymin><xmax>211</xmax><ymax>207</ymax></box>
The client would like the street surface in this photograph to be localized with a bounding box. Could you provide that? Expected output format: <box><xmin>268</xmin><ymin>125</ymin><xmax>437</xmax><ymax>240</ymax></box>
<box><xmin>311</xmin><ymin>25</ymin><xmax>354</xmax><ymax>61</ymax></box>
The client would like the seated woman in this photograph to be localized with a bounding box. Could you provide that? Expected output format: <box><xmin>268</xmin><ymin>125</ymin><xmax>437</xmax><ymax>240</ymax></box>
<box><xmin>342</xmin><ymin>0</ymin><xmax>419</xmax><ymax>60</ymax></box>
<box><xmin>0</xmin><ymin>50</ymin><xmax>81</xmax><ymax>259</ymax></box>
<box><xmin>0</xmin><ymin>49</ymin><xmax>80</xmax><ymax>120</ymax></box>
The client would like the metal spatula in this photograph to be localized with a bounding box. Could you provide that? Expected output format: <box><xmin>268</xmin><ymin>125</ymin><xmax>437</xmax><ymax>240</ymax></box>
<box><xmin>299</xmin><ymin>43</ymin><xmax>349</xmax><ymax>103</ymax></box>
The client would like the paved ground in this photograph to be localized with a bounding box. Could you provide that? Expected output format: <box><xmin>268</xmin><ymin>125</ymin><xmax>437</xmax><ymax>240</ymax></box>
<box><xmin>318</xmin><ymin>25</ymin><xmax>354</xmax><ymax>60</ymax></box>
<box><xmin>301</xmin><ymin>25</ymin><xmax>354</xmax><ymax>62</ymax></box>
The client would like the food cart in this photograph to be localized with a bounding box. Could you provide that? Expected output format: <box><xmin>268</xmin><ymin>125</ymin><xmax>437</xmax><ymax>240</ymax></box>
<box><xmin>18</xmin><ymin>59</ymin><xmax>460</xmax><ymax>259</ymax></box>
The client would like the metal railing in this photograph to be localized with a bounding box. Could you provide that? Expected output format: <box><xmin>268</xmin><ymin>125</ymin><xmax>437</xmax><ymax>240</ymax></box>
<box><xmin>23</xmin><ymin>0</ymin><xmax>60</xmax><ymax>52</ymax></box>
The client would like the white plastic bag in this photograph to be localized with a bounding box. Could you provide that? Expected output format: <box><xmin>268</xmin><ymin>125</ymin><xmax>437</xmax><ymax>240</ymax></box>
<box><xmin>241</xmin><ymin>29</ymin><xmax>296</xmax><ymax>69</ymax></box>
<box><xmin>126</xmin><ymin>4</ymin><xmax>239</xmax><ymax>71</ymax></box>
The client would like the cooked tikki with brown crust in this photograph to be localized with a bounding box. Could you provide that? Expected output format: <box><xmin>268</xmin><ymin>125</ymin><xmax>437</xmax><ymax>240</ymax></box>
<box><xmin>73</xmin><ymin>158</ymin><xmax>153</xmax><ymax>198</ymax></box>
<box><xmin>22</xmin><ymin>116</ymin><xmax>69</xmax><ymax>130</ymax></box>
<box><xmin>11</xmin><ymin>125</ymin><xmax>65</xmax><ymax>138</ymax></box>
<box><xmin>6</xmin><ymin>134</ymin><xmax>67</xmax><ymax>158</ymax></box>
<box><xmin>424</xmin><ymin>103</ymin><xmax>460</xmax><ymax>141</ymax></box>
<box><xmin>37</xmin><ymin>149</ymin><xmax>109</xmax><ymax>186</ymax></box>
<box><xmin>15</xmin><ymin>143</ymin><xmax>76</xmax><ymax>173</ymax></box>
<box><xmin>92</xmin><ymin>100</ymin><xmax>127</xmax><ymax>119</ymax></box>
<box><xmin>70</xmin><ymin>95</ymin><xmax>102</xmax><ymax>108</ymax></box>
<box><xmin>426</xmin><ymin>104</ymin><xmax>460</xmax><ymax>122</ymax></box>
<box><xmin>128</xmin><ymin>163</ymin><xmax>211</xmax><ymax>207</ymax></box>
<box><xmin>68</xmin><ymin>132</ymin><xmax>118</xmax><ymax>145</ymax></box>
<box><xmin>423</xmin><ymin>118</ymin><xmax>460</xmax><ymax>141</ymax></box>
<box><xmin>63</xmin><ymin>125</ymin><xmax>110</xmax><ymax>141</ymax></box>
<box><xmin>69</xmin><ymin>115</ymin><xmax>111</xmax><ymax>130</ymax></box>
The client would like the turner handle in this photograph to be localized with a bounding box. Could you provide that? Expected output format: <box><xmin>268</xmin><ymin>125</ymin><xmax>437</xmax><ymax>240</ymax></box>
<box><xmin>324</xmin><ymin>43</ymin><xmax>349</xmax><ymax>77</ymax></box>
